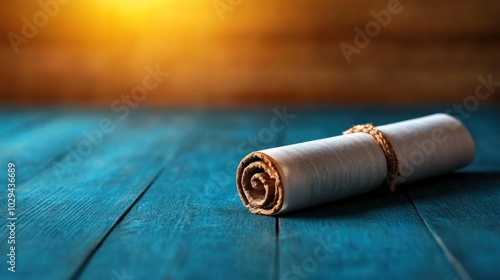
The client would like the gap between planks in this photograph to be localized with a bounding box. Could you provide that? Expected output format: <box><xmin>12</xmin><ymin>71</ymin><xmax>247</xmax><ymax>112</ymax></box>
<box><xmin>404</xmin><ymin>192</ymin><xmax>472</xmax><ymax>280</ymax></box>
<box><xmin>71</xmin><ymin>168</ymin><xmax>166</xmax><ymax>280</ymax></box>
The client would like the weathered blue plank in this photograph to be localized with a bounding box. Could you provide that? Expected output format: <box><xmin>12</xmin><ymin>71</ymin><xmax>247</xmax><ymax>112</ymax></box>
<box><xmin>79</xmin><ymin>109</ymin><xmax>280</xmax><ymax>280</ymax></box>
<box><xmin>406</xmin><ymin>173</ymin><xmax>500</xmax><ymax>279</ymax></box>
<box><xmin>0</xmin><ymin>106</ymin><xmax>497</xmax><ymax>280</ymax></box>
<box><xmin>0</xmin><ymin>110</ymin><xmax>193</xmax><ymax>279</ymax></box>
<box><xmin>459</xmin><ymin>107</ymin><xmax>500</xmax><ymax>172</ymax></box>
<box><xmin>0</xmin><ymin>108</ymin><xmax>49</xmax><ymax>134</ymax></box>
<box><xmin>0</xmin><ymin>110</ymin><xmax>123</xmax><ymax>212</ymax></box>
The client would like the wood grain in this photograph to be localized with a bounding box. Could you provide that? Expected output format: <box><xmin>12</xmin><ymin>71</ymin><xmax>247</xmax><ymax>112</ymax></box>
<box><xmin>0</xmin><ymin>107</ymin><xmax>498</xmax><ymax>279</ymax></box>
<box><xmin>79</xmin><ymin>109</ymin><xmax>281</xmax><ymax>279</ymax></box>
<box><xmin>406</xmin><ymin>173</ymin><xmax>500</xmax><ymax>279</ymax></box>
<box><xmin>0</xmin><ymin>109</ymin><xmax>109</xmax><ymax>185</ymax></box>
<box><xmin>0</xmin><ymin>110</ymin><xmax>190</xmax><ymax>279</ymax></box>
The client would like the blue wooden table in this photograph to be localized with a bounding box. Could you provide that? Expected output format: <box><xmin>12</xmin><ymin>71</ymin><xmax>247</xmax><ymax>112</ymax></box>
<box><xmin>0</xmin><ymin>106</ymin><xmax>499</xmax><ymax>280</ymax></box>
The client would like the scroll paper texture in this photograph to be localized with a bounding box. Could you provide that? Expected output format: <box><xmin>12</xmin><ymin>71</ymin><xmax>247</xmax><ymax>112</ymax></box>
<box><xmin>236</xmin><ymin>114</ymin><xmax>474</xmax><ymax>215</ymax></box>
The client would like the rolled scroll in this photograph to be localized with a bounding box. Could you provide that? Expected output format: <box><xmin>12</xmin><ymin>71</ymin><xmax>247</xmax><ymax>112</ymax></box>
<box><xmin>236</xmin><ymin>114</ymin><xmax>474</xmax><ymax>215</ymax></box>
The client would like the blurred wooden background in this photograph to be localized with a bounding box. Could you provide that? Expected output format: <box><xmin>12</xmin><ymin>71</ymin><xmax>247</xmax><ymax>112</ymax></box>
<box><xmin>1</xmin><ymin>0</ymin><xmax>499</xmax><ymax>106</ymax></box>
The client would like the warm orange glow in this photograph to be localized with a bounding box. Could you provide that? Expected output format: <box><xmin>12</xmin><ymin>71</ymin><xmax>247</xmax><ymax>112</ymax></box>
<box><xmin>90</xmin><ymin>0</ymin><xmax>190</xmax><ymax>22</ymax></box>
<box><xmin>86</xmin><ymin>0</ymin><xmax>215</xmax><ymax>27</ymax></box>
<box><xmin>1</xmin><ymin>1</ymin><xmax>499</xmax><ymax>105</ymax></box>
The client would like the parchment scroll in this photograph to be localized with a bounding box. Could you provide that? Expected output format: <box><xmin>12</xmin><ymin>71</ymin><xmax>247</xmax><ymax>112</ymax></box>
<box><xmin>236</xmin><ymin>114</ymin><xmax>474</xmax><ymax>215</ymax></box>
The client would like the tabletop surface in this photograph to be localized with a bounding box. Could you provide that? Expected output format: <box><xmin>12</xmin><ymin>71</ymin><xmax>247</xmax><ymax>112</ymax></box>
<box><xmin>0</xmin><ymin>106</ymin><xmax>499</xmax><ymax>280</ymax></box>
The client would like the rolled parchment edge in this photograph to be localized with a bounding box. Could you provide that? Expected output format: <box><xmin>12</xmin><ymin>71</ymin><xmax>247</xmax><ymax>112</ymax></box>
<box><xmin>236</xmin><ymin>152</ymin><xmax>284</xmax><ymax>215</ymax></box>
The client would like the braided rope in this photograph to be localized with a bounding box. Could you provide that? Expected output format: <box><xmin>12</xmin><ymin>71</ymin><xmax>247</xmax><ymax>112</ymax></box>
<box><xmin>344</xmin><ymin>124</ymin><xmax>400</xmax><ymax>192</ymax></box>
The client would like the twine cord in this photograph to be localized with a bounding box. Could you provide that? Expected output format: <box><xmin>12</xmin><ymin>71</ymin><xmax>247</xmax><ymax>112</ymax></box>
<box><xmin>343</xmin><ymin>124</ymin><xmax>400</xmax><ymax>192</ymax></box>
